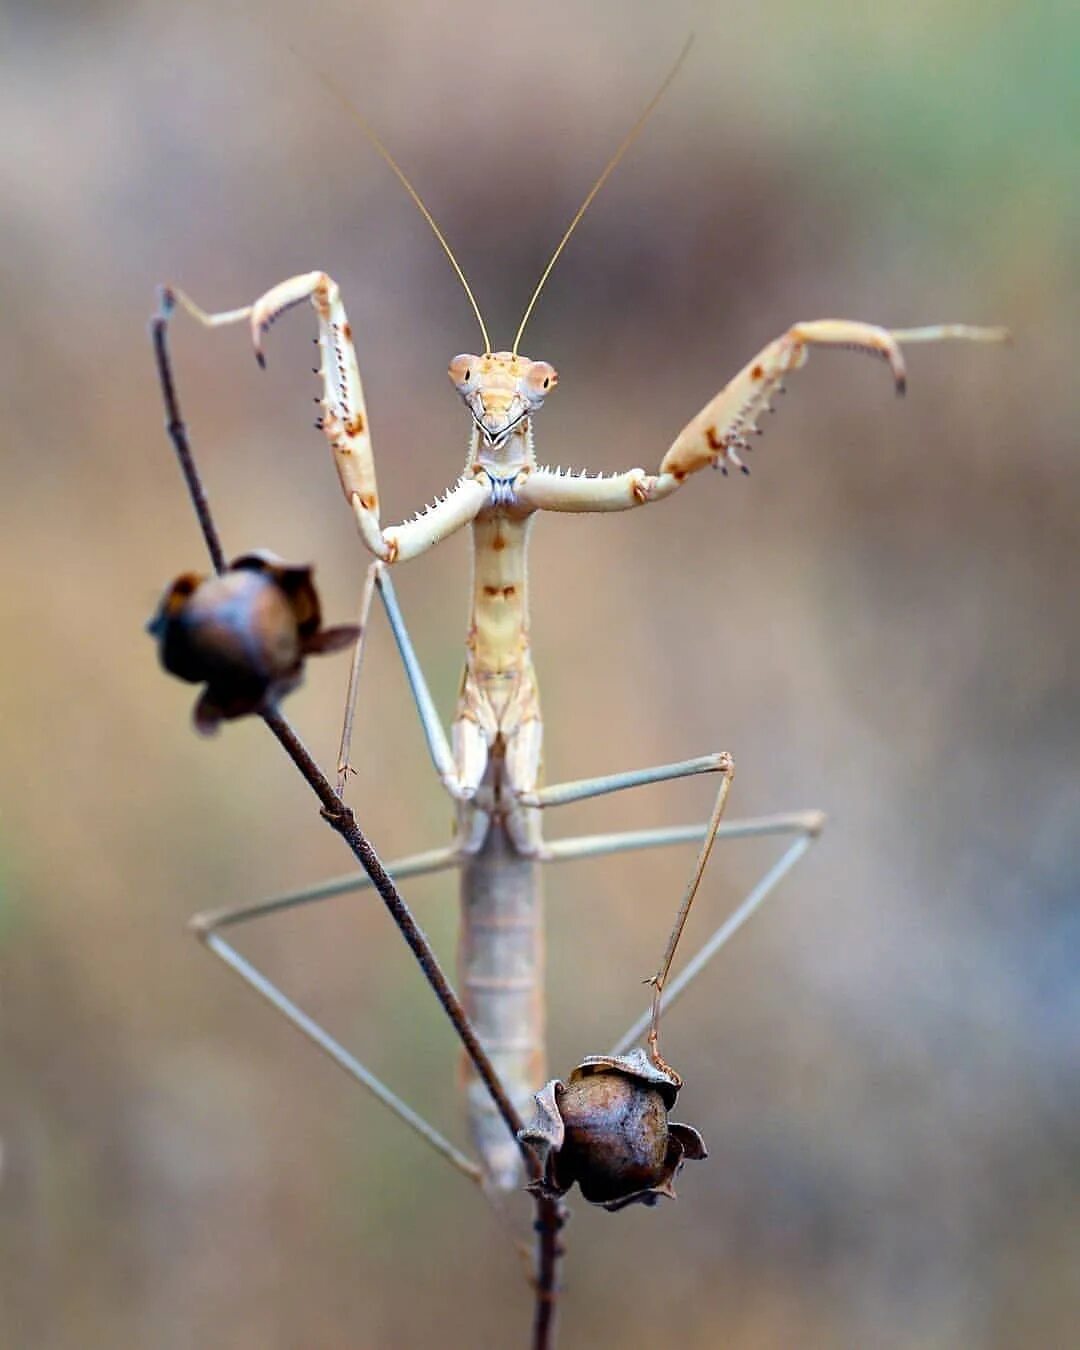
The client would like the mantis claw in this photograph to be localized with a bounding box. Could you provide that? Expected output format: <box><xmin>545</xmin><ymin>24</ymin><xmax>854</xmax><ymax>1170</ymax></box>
<box><xmin>659</xmin><ymin>318</ymin><xmax>1003</xmax><ymax>483</ymax></box>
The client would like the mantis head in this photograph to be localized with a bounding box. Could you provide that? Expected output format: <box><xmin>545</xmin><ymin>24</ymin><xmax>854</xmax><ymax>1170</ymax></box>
<box><xmin>449</xmin><ymin>351</ymin><xmax>558</xmax><ymax>449</ymax></box>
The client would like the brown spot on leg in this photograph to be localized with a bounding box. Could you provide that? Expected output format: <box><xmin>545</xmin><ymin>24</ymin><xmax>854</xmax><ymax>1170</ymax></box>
<box><xmin>502</xmin><ymin>585</ymin><xmax>517</xmax><ymax>599</ymax></box>
<box><xmin>345</xmin><ymin>411</ymin><xmax>365</xmax><ymax>436</ymax></box>
<box><xmin>312</xmin><ymin>276</ymin><xmax>333</xmax><ymax>319</ymax></box>
<box><xmin>705</xmin><ymin>426</ymin><xmax>726</xmax><ymax>451</ymax></box>
<box><xmin>483</xmin><ymin>585</ymin><xmax>499</xmax><ymax>598</ymax></box>
<box><xmin>751</xmin><ymin>364</ymin><xmax>764</xmax><ymax>380</ymax></box>
<box><xmin>492</xmin><ymin>532</ymin><xmax>506</xmax><ymax>551</ymax></box>
<box><xmin>342</xmin><ymin>322</ymin><xmax>352</xmax><ymax>340</ymax></box>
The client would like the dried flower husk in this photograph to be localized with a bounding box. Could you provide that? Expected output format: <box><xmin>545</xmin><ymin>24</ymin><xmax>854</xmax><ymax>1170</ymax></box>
<box><xmin>519</xmin><ymin>1048</ymin><xmax>707</xmax><ymax>1212</ymax></box>
<box><xmin>149</xmin><ymin>551</ymin><xmax>358</xmax><ymax>734</ymax></box>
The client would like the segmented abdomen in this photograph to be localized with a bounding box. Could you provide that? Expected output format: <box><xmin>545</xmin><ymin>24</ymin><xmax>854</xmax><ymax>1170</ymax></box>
<box><xmin>459</xmin><ymin>821</ymin><xmax>545</xmax><ymax>1191</ymax></box>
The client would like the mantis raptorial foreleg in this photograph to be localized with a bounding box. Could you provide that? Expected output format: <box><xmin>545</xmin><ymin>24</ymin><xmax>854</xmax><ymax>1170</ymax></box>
<box><xmin>171</xmin><ymin>280</ymin><xmax>488</xmax><ymax>563</ymax></box>
<box><xmin>173</xmin><ymin>274</ymin><xmax>381</xmax><ymax>529</ymax></box>
<box><xmin>516</xmin><ymin>320</ymin><xmax>1009</xmax><ymax>513</ymax></box>
<box><xmin>660</xmin><ymin>320</ymin><xmax>1009</xmax><ymax>480</ymax></box>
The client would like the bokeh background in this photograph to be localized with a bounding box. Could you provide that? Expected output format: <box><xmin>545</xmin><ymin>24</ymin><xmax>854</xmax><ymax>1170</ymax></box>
<box><xmin>1</xmin><ymin>1</ymin><xmax>1076</xmax><ymax>1346</ymax></box>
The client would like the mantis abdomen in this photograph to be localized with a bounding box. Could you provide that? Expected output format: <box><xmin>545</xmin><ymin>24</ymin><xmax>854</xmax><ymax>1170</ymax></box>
<box><xmin>460</xmin><ymin>820</ymin><xmax>545</xmax><ymax>1191</ymax></box>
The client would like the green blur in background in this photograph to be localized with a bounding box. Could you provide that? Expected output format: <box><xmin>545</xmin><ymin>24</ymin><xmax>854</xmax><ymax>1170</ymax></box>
<box><xmin>1</xmin><ymin>1</ymin><xmax>1077</xmax><ymax>1346</ymax></box>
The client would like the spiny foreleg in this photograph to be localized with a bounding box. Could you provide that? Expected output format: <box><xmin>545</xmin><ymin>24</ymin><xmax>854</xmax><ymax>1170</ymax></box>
<box><xmin>659</xmin><ymin>319</ymin><xmax>1009</xmax><ymax>480</ymax></box>
<box><xmin>516</xmin><ymin>319</ymin><xmax>1007</xmax><ymax>514</ymax></box>
<box><xmin>170</xmin><ymin>276</ymin><xmax>487</xmax><ymax>562</ymax></box>
<box><xmin>172</xmin><ymin>274</ymin><xmax>381</xmax><ymax>529</ymax></box>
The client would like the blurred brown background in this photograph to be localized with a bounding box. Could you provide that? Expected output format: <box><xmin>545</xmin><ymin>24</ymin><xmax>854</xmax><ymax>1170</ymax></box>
<box><xmin>1</xmin><ymin>1</ymin><xmax>1076</xmax><ymax>1346</ymax></box>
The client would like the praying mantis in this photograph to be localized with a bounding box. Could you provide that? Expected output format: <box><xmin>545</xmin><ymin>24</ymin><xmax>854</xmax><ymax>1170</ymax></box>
<box><xmin>158</xmin><ymin>50</ymin><xmax>1006</xmax><ymax>1205</ymax></box>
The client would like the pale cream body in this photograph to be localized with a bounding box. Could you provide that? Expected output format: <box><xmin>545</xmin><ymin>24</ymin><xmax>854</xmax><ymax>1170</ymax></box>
<box><xmin>175</xmin><ymin>268</ymin><xmax>1006</xmax><ymax>1190</ymax></box>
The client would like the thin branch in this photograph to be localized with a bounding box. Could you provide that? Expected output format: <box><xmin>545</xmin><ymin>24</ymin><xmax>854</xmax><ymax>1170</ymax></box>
<box><xmin>261</xmin><ymin>706</ymin><xmax>531</xmax><ymax>1153</ymax></box>
<box><xmin>152</xmin><ymin>291</ymin><xmax>562</xmax><ymax>1347</ymax></box>
<box><xmin>532</xmin><ymin>1195</ymin><xmax>568</xmax><ymax>1350</ymax></box>
<box><xmin>151</xmin><ymin>293</ymin><xmax>531</xmax><ymax>1160</ymax></box>
<box><xmin>152</xmin><ymin>287</ymin><xmax>226</xmax><ymax>574</ymax></box>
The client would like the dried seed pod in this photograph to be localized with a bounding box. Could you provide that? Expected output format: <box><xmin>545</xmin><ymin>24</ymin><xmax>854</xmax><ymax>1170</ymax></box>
<box><xmin>519</xmin><ymin>1048</ymin><xmax>706</xmax><ymax>1212</ymax></box>
<box><xmin>148</xmin><ymin>551</ymin><xmax>359</xmax><ymax>734</ymax></box>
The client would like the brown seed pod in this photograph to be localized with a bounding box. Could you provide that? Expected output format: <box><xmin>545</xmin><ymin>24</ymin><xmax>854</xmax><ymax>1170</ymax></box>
<box><xmin>519</xmin><ymin>1048</ymin><xmax>707</xmax><ymax>1212</ymax></box>
<box><xmin>148</xmin><ymin>551</ymin><xmax>359</xmax><ymax>734</ymax></box>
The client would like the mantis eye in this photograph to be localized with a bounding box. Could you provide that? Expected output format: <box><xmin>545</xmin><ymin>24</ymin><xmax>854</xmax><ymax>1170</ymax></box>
<box><xmin>448</xmin><ymin>354</ymin><xmax>478</xmax><ymax>392</ymax></box>
<box><xmin>522</xmin><ymin>361</ymin><xmax>558</xmax><ymax>402</ymax></box>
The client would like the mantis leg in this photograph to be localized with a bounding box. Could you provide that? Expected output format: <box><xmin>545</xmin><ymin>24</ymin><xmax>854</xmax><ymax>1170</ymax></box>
<box><xmin>542</xmin><ymin>810</ymin><xmax>822</xmax><ymax>1034</ymax></box>
<box><xmin>655</xmin><ymin>320</ymin><xmax>1008</xmax><ymax>480</ymax></box>
<box><xmin>193</xmin><ymin>558</ymin><xmax>471</xmax><ymax>1120</ymax></box>
<box><xmin>335</xmin><ymin>559</ymin><xmax>381</xmax><ymax>793</ymax></box>
<box><xmin>319</xmin><ymin>568</ymin><xmax>490</xmax><ymax>1018</ymax></box>
<box><xmin>608</xmin><ymin>821</ymin><xmax>822</xmax><ymax>1054</ymax></box>
<box><xmin>171</xmin><ymin>276</ymin><xmax>384</xmax><ymax>546</ymax></box>
<box><xmin>180</xmin><ymin>558</ymin><xmax>481</xmax><ymax>1181</ymax></box>
<box><xmin>189</xmin><ymin>843</ymin><xmax>478</xmax><ymax>1184</ymax></box>
<box><xmin>520</xmin><ymin>751</ymin><xmax>730</xmax><ymax>809</ymax></box>
<box><xmin>376</xmin><ymin>568</ymin><xmax>482</xmax><ymax>804</ymax></box>
<box><xmin>169</xmin><ymin>280</ymin><xmax>486</xmax><ymax>563</ymax></box>
<box><xmin>191</xmin><ymin>845</ymin><xmax>462</xmax><ymax>933</ymax></box>
<box><xmin>545</xmin><ymin>810</ymin><xmax>820</xmax><ymax>1015</ymax></box>
<box><xmin>529</xmin><ymin>746</ymin><xmax>823</xmax><ymax>1044</ymax></box>
<box><xmin>327</xmin><ymin>555</ymin><xmax>505</xmax><ymax>812</ymax></box>
<box><xmin>541</xmin><ymin>809</ymin><xmax>825</xmax><ymax>861</ymax></box>
<box><xmin>333</xmin><ymin>565</ymin><xmax>489</xmax><ymax>811</ymax></box>
<box><xmin>527</xmin><ymin>780</ymin><xmax>823</xmax><ymax>1054</ymax></box>
<box><xmin>516</xmin><ymin>319</ymin><xmax>1008</xmax><ymax>513</ymax></box>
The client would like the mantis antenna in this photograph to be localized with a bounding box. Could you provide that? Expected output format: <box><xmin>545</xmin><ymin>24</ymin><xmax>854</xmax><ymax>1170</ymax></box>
<box><xmin>512</xmin><ymin>35</ymin><xmax>694</xmax><ymax>357</ymax></box>
<box><xmin>308</xmin><ymin>66</ymin><xmax>493</xmax><ymax>355</ymax></box>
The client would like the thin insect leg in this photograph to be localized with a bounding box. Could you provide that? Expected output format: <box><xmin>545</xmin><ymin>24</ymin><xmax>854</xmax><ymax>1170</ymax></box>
<box><xmin>376</xmin><ymin>568</ymin><xmax>474</xmax><ymax>800</ymax></box>
<box><xmin>889</xmin><ymin>324</ymin><xmax>1010</xmax><ymax>344</ymax></box>
<box><xmin>168</xmin><ymin>286</ymin><xmax>254</xmax><ymax>329</ymax></box>
<box><xmin>541</xmin><ymin>810</ymin><xmax>824</xmax><ymax>862</ymax></box>
<box><xmin>643</xmin><ymin>761</ymin><xmax>734</xmax><ymax>1070</ymax></box>
<box><xmin>336</xmin><ymin>559</ymin><xmax>382</xmax><ymax>795</ymax></box>
<box><xmin>520</xmin><ymin>751</ymin><xmax>730</xmax><ymax>810</ymax></box>
<box><xmin>191</xmin><ymin>844</ymin><xmax>462</xmax><ymax>933</ymax></box>
<box><xmin>611</xmin><ymin>831</ymin><xmax>817</xmax><ymax>1055</ymax></box>
<box><xmin>199</xmin><ymin>930</ymin><xmax>480</xmax><ymax>1184</ymax></box>
<box><xmin>189</xmin><ymin>842</ymin><xmax>471</xmax><ymax>1182</ymax></box>
<box><xmin>518</xmin><ymin>322</ymin><xmax>1007</xmax><ymax>516</ymax></box>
